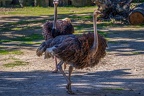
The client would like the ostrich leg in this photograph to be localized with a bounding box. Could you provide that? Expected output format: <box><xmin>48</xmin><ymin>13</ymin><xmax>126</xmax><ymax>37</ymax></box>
<box><xmin>52</xmin><ymin>58</ymin><xmax>67</xmax><ymax>73</ymax></box>
<box><xmin>52</xmin><ymin>56</ymin><xmax>58</xmax><ymax>73</ymax></box>
<box><xmin>66</xmin><ymin>65</ymin><xmax>74</xmax><ymax>94</ymax></box>
<box><xmin>64</xmin><ymin>63</ymin><xmax>66</xmax><ymax>70</ymax></box>
<box><xmin>57</xmin><ymin>61</ymin><xmax>74</xmax><ymax>94</ymax></box>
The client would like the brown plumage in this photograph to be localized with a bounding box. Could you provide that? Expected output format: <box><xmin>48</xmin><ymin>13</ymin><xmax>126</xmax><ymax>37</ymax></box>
<box><xmin>40</xmin><ymin>33</ymin><xmax>106</xmax><ymax>69</ymax></box>
<box><xmin>42</xmin><ymin>18</ymin><xmax>74</xmax><ymax>40</ymax></box>
<box><xmin>36</xmin><ymin>10</ymin><xmax>107</xmax><ymax>94</ymax></box>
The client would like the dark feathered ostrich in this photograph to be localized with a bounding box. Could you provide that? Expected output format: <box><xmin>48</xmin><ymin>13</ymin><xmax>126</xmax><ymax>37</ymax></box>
<box><xmin>36</xmin><ymin>10</ymin><xmax>107</xmax><ymax>94</ymax></box>
<box><xmin>42</xmin><ymin>0</ymin><xmax>74</xmax><ymax>73</ymax></box>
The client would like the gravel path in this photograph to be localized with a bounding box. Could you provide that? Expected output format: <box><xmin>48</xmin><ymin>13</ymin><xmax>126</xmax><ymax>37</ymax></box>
<box><xmin>0</xmin><ymin>27</ymin><xmax>144</xmax><ymax>96</ymax></box>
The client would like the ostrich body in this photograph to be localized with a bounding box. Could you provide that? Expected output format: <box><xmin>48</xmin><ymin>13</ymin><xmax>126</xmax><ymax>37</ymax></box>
<box><xmin>43</xmin><ymin>18</ymin><xmax>74</xmax><ymax>40</ymax></box>
<box><xmin>42</xmin><ymin>0</ymin><xmax>74</xmax><ymax>72</ymax></box>
<box><xmin>37</xmin><ymin>10</ymin><xmax>107</xmax><ymax>94</ymax></box>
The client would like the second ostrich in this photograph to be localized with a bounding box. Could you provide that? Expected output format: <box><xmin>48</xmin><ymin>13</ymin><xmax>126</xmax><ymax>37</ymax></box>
<box><xmin>42</xmin><ymin>0</ymin><xmax>74</xmax><ymax>72</ymax></box>
<box><xmin>37</xmin><ymin>10</ymin><xmax>107</xmax><ymax>94</ymax></box>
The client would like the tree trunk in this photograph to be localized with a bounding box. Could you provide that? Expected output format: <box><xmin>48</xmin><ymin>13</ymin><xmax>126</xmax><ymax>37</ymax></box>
<box><xmin>129</xmin><ymin>3</ymin><xmax>144</xmax><ymax>24</ymax></box>
<box><xmin>11</xmin><ymin>0</ymin><xmax>19</xmax><ymax>5</ymax></box>
<box><xmin>71</xmin><ymin>0</ymin><xmax>92</xmax><ymax>7</ymax></box>
<box><xmin>34</xmin><ymin>0</ymin><xmax>37</xmax><ymax>6</ymax></box>
<box><xmin>11</xmin><ymin>0</ymin><xmax>23</xmax><ymax>7</ymax></box>
<box><xmin>52</xmin><ymin>0</ymin><xmax>68</xmax><ymax>6</ymax></box>
<box><xmin>19</xmin><ymin>0</ymin><xmax>23</xmax><ymax>7</ymax></box>
<box><xmin>93</xmin><ymin>0</ymin><xmax>133</xmax><ymax>22</ymax></box>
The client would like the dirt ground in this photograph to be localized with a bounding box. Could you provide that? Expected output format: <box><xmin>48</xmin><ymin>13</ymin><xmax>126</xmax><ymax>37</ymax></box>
<box><xmin>0</xmin><ymin>16</ymin><xmax>144</xmax><ymax>96</ymax></box>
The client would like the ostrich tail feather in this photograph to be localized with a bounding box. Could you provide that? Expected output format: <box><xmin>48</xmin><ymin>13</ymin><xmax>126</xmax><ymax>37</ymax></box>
<box><xmin>44</xmin><ymin>51</ymin><xmax>51</xmax><ymax>59</ymax></box>
<box><xmin>36</xmin><ymin>48</ymin><xmax>44</xmax><ymax>57</ymax></box>
<box><xmin>36</xmin><ymin>42</ymin><xmax>46</xmax><ymax>57</ymax></box>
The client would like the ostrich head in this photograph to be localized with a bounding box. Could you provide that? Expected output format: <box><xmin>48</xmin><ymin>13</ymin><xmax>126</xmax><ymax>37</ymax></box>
<box><xmin>53</xmin><ymin>0</ymin><xmax>59</xmax><ymax>5</ymax></box>
<box><xmin>93</xmin><ymin>10</ymin><xmax>101</xmax><ymax>18</ymax></box>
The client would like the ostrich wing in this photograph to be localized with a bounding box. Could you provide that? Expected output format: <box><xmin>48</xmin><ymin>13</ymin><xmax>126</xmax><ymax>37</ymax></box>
<box><xmin>44</xmin><ymin>34</ymin><xmax>81</xmax><ymax>62</ymax></box>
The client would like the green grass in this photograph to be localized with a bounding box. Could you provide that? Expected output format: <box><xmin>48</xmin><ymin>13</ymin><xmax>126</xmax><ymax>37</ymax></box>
<box><xmin>3</xmin><ymin>61</ymin><xmax>29</xmax><ymax>67</ymax></box>
<box><xmin>0</xmin><ymin>19</ymin><xmax>44</xmax><ymax>32</ymax></box>
<box><xmin>1</xmin><ymin>6</ymin><xmax>142</xmax><ymax>32</ymax></box>
<box><xmin>0</xmin><ymin>40</ymin><xmax>12</xmax><ymax>43</ymax></box>
<box><xmin>103</xmin><ymin>88</ymin><xmax>124</xmax><ymax>91</ymax></box>
<box><xmin>0</xmin><ymin>50</ymin><xmax>23</xmax><ymax>55</ymax></box>
<box><xmin>108</xmin><ymin>41</ymin><xmax>117</xmax><ymax>44</ymax></box>
<box><xmin>0</xmin><ymin>6</ymin><xmax>97</xmax><ymax>16</ymax></box>
<box><xmin>0</xmin><ymin>34</ymin><xmax>43</xmax><ymax>44</ymax></box>
<box><xmin>132</xmin><ymin>51</ymin><xmax>141</xmax><ymax>55</ymax></box>
<box><xmin>70</xmin><ymin>15</ymin><xmax>92</xmax><ymax>21</ymax></box>
<box><xmin>0</xmin><ymin>6</ymin><xmax>97</xmax><ymax>32</ymax></box>
<box><xmin>98</xmin><ymin>31</ymin><xmax>107</xmax><ymax>37</ymax></box>
<box><xmin>98</xmin><ymin>21</ymin><xmax>114</xmax><ymax>27</ymax></box>
<box><xmin>13</xmin><ymin>34</ymin><xmax>43</xmax><ymax>41</ymax></box>
<box><xmin>1</xmin><ymin>6</ymin><xmax>143</xmax><ymax>46</ymax></box>
<box><xmin>20</xmin><ymin>41</ymin><xmax>42</xmax><ymax>45</ymax></box>
<box><xmin>1</xmin><ymin>57</ymin><xmax>19</xmax><ymax>61</ymax></box>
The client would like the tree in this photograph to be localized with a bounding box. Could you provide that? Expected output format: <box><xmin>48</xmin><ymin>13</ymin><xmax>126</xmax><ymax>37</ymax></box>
<box><xmin>34</xmin><ymin>0</ymin><xmax>37</xmax><ymax>6</ymax></box>
<box><xmin>19</xmin><ymin>0</ymin><xmax>23</xmax><ymax>7</ymax></box>
<box><xmin>11</xmin><ymin>0</ymin><xmax>23</xmax><ymax>7</ymax></box>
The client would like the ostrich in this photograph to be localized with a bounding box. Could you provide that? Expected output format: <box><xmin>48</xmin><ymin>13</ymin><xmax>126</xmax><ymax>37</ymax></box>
<box><xmin>36</xmin><ymin>10</ymin><xmax>107</xmax><ymax>94</ymax></box>
<box><xmin>42</xmin><ymin>0</ymin><xmax>74</xmax><ymax>72</ymax></box>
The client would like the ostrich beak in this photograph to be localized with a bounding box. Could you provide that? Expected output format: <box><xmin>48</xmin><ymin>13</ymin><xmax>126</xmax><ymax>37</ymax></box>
<box><xmin>95</xmin><ymin>10</ymin><xmax>101</xmax><ymax>14</ymax></box>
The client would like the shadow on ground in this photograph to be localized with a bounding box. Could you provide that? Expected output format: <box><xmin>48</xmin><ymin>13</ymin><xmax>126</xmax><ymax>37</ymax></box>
<box><xmin>107</xmin><ymin>29</ymin><xmax>144</xmax><ymax>56</ymax></box>
<box><xmin>0</xmin><ymin>69</ymin><xmax>144</xmax><ymax>96</ymax></box>
<box><xmin>0</xmin><ymin>12</ymin><xmax>94</xmax><ymax>51</ymax></box>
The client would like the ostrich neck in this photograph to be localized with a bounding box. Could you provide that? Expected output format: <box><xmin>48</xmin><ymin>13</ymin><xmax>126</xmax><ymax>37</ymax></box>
<box><xmin>53</xmin><ymin>4</ymin><xmax>58</xmax><ymax>29</ymax></box>
<box><xmin>91</xmin><ymin>14</ymin><xmax>98</xmax><ymax>53</ymax></box>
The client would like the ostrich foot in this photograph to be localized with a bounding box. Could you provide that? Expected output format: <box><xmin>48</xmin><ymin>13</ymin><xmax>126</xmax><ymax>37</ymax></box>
<box><xmin>52</xmin><ymin>69</ymin><xmax>58</xmax><ymax>73</ymax></box>
<box><xmin>66</xmin><ymin>83</ymin><xmax>75</xmax><ymax>94</ymax></box>
<box><xmin>52</xmin><ymin>64</ymin><xmax>67</xmax><ymax>74</ymax></box>
<box><xmin>67</xmin><ymin>90</ymin><xmax>75</xmax><ymax>95</ymax></box>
